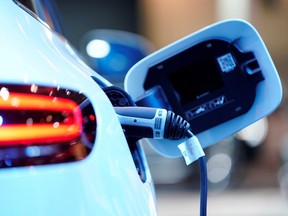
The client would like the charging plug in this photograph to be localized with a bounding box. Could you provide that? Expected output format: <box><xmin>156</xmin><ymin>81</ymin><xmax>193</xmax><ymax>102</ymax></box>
<box><xmin>114</xmin><ymin>106</ymin><xmax>190</xmax><ymax>140</ymax></box>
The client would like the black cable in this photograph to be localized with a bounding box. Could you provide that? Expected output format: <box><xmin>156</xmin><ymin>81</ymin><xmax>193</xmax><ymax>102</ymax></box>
<box><xmin>199</xmin><ymin>156</ymin><xmax>207</xmax><ymax>216</ymax></box>
<box><xmin>186</xmin><ymin>130</ymin><xmax>207</xmax><ymax>216</ymax></box>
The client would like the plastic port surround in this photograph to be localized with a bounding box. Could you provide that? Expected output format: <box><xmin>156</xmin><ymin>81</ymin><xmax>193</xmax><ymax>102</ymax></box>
<box><xmin>142</xmin><ymin>39</ymin><xmax>264</xmax><ymax>134</ymax></box>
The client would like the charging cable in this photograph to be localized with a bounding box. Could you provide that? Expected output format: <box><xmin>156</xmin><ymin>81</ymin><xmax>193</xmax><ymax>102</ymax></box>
<box><xmin>115</xmin><ymin>106</ymin><xmax>207</xmax><ymax>216</ymax></box>
<box><xmin>183</xmin><ymin>130</ymin><xmax>207</xmax><ymax>216</ymax></box>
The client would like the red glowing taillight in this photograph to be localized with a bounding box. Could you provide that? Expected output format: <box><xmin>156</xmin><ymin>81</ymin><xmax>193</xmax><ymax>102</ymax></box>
<box><xmin>0</xmin><ymin>92</ymin><xmax>82</xmax><ymax>145</ymax></box>
<box><xmin>0</xmin><ymin>84</ymin><xmax>96</xmax><ymax>167</ymax></box>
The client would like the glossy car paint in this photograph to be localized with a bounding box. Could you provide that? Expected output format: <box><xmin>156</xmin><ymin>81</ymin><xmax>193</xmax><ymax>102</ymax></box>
<box><xmin>0</xmin><ymin>1</ymin><xmax>157</xmax><ymax>215</ymax></box>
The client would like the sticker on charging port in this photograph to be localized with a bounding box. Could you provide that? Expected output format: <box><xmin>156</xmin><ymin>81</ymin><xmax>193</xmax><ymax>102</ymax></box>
<box><xmin>178</xmin><ymin>136</ymin><xmax>205</xmax><ymax>165</ymax></box>
<box><xmin>217</xmin><ymin>53</ymin><xmax>236</xmax><ymax>73</ymax></box>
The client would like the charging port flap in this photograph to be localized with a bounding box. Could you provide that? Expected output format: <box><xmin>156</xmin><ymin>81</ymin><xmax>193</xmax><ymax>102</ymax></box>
<box><xmin>124</xmin><ymin>19</ymin><xmax>282</xmax><ymax>157</ymax></box>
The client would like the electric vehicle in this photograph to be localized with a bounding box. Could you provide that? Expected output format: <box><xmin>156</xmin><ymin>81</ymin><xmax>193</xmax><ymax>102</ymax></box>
<box><xmin>0</xmin><ymin>1</ymin><xmax>282</xmax><ymax>216</ymax></box>
<box><xmin>0</xmin><ymin>1</ymin><xmax>158</xmax><ymax>215</ymax></box>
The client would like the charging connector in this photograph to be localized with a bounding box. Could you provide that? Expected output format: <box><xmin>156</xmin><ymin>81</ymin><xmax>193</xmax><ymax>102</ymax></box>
<box><xmin>115</xmin><ymin>106</ymin><xmax>190</xmax><ymax>140</ymax></box>
<box><xmin>115</xmin><ymin>106</ymin><xmax>207</xmax><ymax>216</ymax></box>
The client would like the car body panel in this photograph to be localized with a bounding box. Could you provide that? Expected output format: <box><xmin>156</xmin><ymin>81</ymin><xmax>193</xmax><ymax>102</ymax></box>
<box><xmin>0</xmin><ymin>1</ymin><xmax>157</xmax><ymax>215</ymax></box>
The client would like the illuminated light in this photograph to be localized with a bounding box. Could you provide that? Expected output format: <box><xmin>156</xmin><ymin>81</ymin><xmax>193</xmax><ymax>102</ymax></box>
<box><xmin>89</xmin><ymin>115</ymin><xmax>95</xmax><ymax>121</ymax></box>
<box><xmin>0</xmin><ymin>84</ymin><xmax>97</xmax><ymax>167</ymax></box>
<box><xmin>46</xmin><ymin>115</ymin><xmax>53</xmax><ymax>122</ymax></box>
<box><xmin>0</xmin><ymin>124</ymin><xmax>81</xmax><ymax>145</ymax></box>
<box><xmin>86</xmin><ymin>39</ymin><xmax>110</xmax><ymax>58</ymax></box>
<box><xmin>0</xmin><ymin>92</ymin><xmax>79</xmax><ymax>111</ymax></box>
<box><xmin>26</xmin><ymin>118</ymin><xmax>33</xmax><ymax>126</ymax></box>
<box><xmin>11</xmin><ymin>97</ymin><xmax>21</xmax><ymax>107</ymax></box>
<box><xmin>30</xmin><ymin>84</ymin><xmax>38</xmax><ymax>93</ymax></box>
<box><xmin>64</xmin><ymin>116</ymin><xmax>73</xmax><ymax>124</ymax></box>
<box><xmin>0</xmin><ymin>92</ymin><xmax>82</xmax><ymax>145</ymax></box>
<box><xmin>0</xmin><ymin>87</ymin><xmax>9</xmax><ymax>101</ymax></box>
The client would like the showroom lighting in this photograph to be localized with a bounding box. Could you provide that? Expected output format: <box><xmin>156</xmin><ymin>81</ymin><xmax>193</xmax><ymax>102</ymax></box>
<box><xmin>86</xmin><ymin>39</ymin><xmax>110</xmax><ymax>58</ymax></box>
<box><xmin>236</xmin><ymin>118</ymin><xmax>268</xmax><ymax>147</ymax></box>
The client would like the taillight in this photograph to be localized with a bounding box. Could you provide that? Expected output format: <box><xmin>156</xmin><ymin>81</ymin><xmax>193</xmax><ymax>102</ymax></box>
<box><xmin>0</xmin><ymin>84</ymin><xmax>96</xmax><ymax>168</ymax></box>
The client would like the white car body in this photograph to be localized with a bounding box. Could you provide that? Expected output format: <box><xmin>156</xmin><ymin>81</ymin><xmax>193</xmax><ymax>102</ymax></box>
<box><xmin>0</xmin><ymin>1</ymin><xmax>283</xmax><ymax>215</ymax></box>
<box><xmin>0</xmin><ymin>1</ymin><xmax>157</xmax><ymax>215</ymax></box>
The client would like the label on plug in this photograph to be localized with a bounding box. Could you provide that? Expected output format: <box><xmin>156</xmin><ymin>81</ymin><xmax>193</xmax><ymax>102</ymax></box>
<box><xmin>178</xmin><ymin>136</ymin><xmax>205</xmax><ymax>165</ymax></box>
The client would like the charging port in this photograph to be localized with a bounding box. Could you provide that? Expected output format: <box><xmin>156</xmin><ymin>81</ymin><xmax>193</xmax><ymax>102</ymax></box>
<box><xmin>103</xmin><ymin>86</ymin><xmax>147</xmax><ymax>182</ymax></box>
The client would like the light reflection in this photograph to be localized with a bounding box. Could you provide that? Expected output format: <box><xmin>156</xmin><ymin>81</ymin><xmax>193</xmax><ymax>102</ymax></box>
<box><xmin>86</xmin><ymin>39</ymin><xmax>111</xmax><ymax>58</ymax></box>
<box><xmin>26</xmin><ymin>118</ymin><xmax>33</xmax><ymax>126</ymax></box>
<box><xmin>46</xmin><ymin>115</ymin><xmax>53</xmax><ymax>122</ymax></box>
<box><xmin>207</xmin><ymin>153</ymin><xmax>232</xmax><ymax>183</ymax></box>
<box><xmin>53</xmin><ymin>122</ymin><xmax>60</xmax><ymax>128</ymax></box>
<box><xmin>0</xmin><ymin>87</ymin><xmax>9</xmax><ymax>101</ymax></box>
<box><xmin>23</xmin><ymin>74</ymin><xmax>29</xmax><ymax>83</ymax></box>
<box><xmin>65</xmin><ymin>43</ymin><xmax>77</xmax><ymax>56</ymax></box>
<box><xmin>0</xmin><ymin>116</ymin><xmax>3</xmax><ymax>126</ymax></box>
<box><xmin>236</xmin><ymin>118</ymin><xmax>268</xmax><ymax>147</ymax></box>
<box><xmin>30</xmin><ymin>84</ymin><xmax>38</xmax><ymax>93</ymax></box>
<box><xmin>25</xmin><ymin>146</ymin><xmax>41</xmax><ymax>157</ymax></box>
<box><xmin>44</xmin><ymin>27</ymin><xmax>53</xmax><ymax>42</ymax></box>
<box><xmin>5</xmin><ymin>157</ymin><xmax>12</xmax><ymax>167</ymax></box>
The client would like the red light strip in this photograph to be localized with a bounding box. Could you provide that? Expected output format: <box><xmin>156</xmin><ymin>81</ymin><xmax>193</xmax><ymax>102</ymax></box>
<box><xmin>0</xmin><ymin>124</ymin><xmax>81</xmax><ymax>144</ymax></box>
<box><xmin>0</xmin><ymin>92</ymin><xmax>78</xmax><ymax>111</ymax></box>
<box><xmin>0</xmin><ymin>92</ymin><xmax>82</xmax><ymax>145</ymax></box>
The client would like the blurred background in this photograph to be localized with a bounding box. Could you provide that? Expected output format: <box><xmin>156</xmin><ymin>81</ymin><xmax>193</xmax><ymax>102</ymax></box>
<box><xmin>35</xmin><ymin>0</ymin><xmax>288</xmax><ymax>215</ymax></box>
